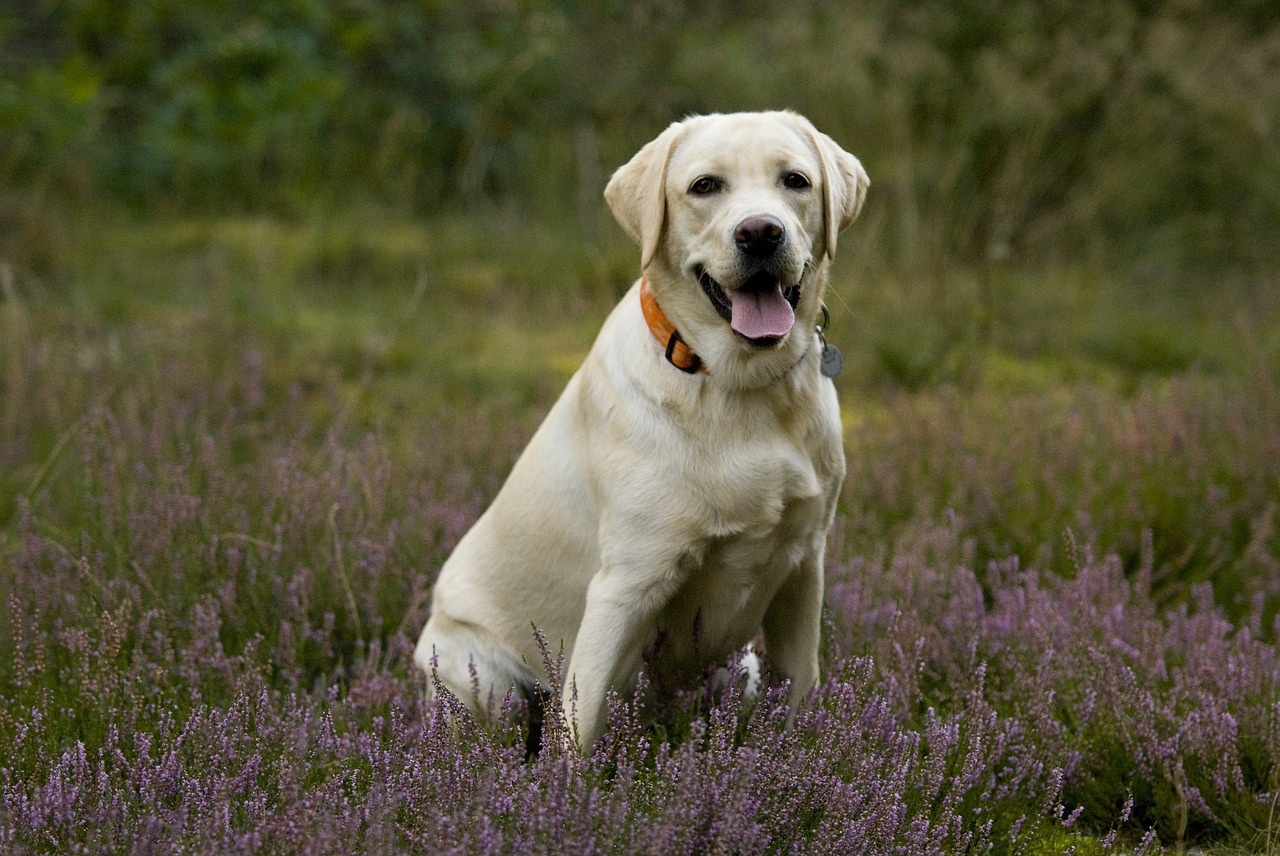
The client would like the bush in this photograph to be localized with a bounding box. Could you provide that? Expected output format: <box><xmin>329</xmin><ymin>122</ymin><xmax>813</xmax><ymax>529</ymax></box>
<box><xmin>3</xmin><ymin>0</ymin><xmax>1279</xmax><ymax>273</ymax></box>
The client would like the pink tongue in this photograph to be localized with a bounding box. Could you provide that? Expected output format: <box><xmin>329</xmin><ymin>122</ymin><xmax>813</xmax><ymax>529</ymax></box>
<box><xmin>729</xmin><ymin>286</ymin><xmax>795</xmax><ymax>339</ymax></box>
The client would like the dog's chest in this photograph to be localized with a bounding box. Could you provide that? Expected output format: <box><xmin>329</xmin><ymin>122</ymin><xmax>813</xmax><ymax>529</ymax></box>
<box><xmin>681</xmin><ymin>407</ymin><xmax>834</xmax><ymax>534</ymax></box>
<box><xmin>650</xmin><ymin>430</ymin><xmax>836</xmax><ymax>656</ymax></box>
<box><xmin>650</xmin><ymin>498</ymin><xmax>822</xmax><ymax>672</ymax></box>
<box><xmin>694</xmin><ymin>482</ymin><xmax>824</xmax><ymax>589</ymax></box>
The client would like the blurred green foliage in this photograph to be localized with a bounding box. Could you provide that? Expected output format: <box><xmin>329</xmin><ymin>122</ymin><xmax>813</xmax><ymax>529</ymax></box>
<box><xmin>3</xmin><ymin>0</ymin><xmax>1279</xmax><ymax>274</ymax></box>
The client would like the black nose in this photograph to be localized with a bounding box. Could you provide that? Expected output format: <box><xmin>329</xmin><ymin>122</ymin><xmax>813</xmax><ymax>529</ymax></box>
<box><xmin>734</xmin><ymin>216</ymin><xmax>785</xmax><ymax>258</ymax></box>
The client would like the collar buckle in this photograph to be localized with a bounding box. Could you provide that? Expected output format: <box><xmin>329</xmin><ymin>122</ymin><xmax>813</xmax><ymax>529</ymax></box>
<box><xmin>663</xmin><ymin>329</ymin><xmax>702</xmax><ymax>374</ymax></box>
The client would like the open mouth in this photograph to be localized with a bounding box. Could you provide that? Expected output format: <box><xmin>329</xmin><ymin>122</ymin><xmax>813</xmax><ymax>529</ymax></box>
<box><xmin>697</xmin><ymin>268</ymin><xmax>801</xmax><ymax>346</ymax></box>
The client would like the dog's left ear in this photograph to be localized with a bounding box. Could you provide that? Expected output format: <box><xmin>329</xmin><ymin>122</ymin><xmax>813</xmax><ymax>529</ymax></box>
<box><xmin>801</xmin><ymin>119</ymin><xmax>870</xmax><ymax>260</ymax></box>
<box><xmin>605</xmin><ymin>120</ymin><xmax>686</xmax><ymax>272</ymax></box>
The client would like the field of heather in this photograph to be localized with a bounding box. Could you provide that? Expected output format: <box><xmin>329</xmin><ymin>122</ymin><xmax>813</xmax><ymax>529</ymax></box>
<box><xmin>1</xmin><ymin>210</ymin><xmax>1278</xmax><ymax>853</ymax></box>
<box><xmin>5</xmin><ymin>1</ymin><xmax>1280</xmax><ymax>852</ymax></box>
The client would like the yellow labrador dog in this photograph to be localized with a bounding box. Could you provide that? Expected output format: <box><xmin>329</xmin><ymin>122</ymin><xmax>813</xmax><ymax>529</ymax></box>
<box><xmin>416</xmin><ymin>111</ymin><xmax>868</xmax><ymax>751</ymax></box>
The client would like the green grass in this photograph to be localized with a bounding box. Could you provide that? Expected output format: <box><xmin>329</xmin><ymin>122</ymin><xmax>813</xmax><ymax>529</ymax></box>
<box><xmin>1</xmin><ymin>200</ymin><xmax>1271</xmax><ymax>457</ymax></box>
<box><xmin>5</xmin><ymin>202</ymin><xmax>1277</xmax><ymax>609</ymax></box>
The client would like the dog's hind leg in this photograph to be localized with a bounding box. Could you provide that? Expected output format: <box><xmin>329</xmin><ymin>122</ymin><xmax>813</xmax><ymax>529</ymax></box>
<box><xmin>415</xmin><ymin>614</ymin><xmax>536</xmax><ymax>715</ymax></box>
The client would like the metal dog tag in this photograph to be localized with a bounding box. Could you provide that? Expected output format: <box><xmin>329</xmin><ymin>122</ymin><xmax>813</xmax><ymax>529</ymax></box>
<box><xmin>820</xmin><ymin>343</ymin><xmax>844</xmax><ymax>379</ymax></box>
<box><xmin>814</xmin><ymin>304</ymin><xmax>843</xmax><ymax>379</ymax></box>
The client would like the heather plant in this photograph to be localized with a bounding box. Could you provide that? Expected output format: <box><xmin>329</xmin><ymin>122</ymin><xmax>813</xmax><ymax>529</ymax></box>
<box><xmin>3</xmin><ymin>271</ymin><xmax>1278</xmax><ymax>853</ymax></box>
<box><xmin>3</xmin><ymin>183</ymin><xmax>1280</xmax><ymax>853</ymax></box>
<box><xmin>840</xmin><ymin>374</ymin><xmax>1280</xmax><ymax>620</ymax></box>
<box><xmin>826</xmin><ymin>522</ymin><xmax>1280</xmax><ymax>849</ymax></box>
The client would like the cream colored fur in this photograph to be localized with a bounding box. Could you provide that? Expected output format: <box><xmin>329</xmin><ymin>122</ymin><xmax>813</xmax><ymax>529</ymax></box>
<box><xmin>415</xmin><ymin>111</ymin><xmax>868</xmax><ymax>751</ymax></box>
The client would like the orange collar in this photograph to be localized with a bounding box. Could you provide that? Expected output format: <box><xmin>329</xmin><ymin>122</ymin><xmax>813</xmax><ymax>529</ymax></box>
<box><xmin>639</xmin><ymin>276</ymin><xmax>707</xmax><ymax>374</ymax></box>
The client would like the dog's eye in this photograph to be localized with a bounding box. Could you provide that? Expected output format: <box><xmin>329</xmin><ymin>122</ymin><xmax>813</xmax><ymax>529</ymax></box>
<box><xmin>783</xmin><ymin>172</ymin><xmax>811</xmax><ymax>190</ymax></box>
<box><xmin>689</xmin><ymin>176</ymin><xmax>721</xmax><ymax>195</ymax></box>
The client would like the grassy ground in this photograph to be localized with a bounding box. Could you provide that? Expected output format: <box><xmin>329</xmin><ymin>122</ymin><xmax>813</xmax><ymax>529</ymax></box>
<box><xmin>2</xmin><ymin>203</ymin><xmax>1280</xmax><ymax>852</ymax></box>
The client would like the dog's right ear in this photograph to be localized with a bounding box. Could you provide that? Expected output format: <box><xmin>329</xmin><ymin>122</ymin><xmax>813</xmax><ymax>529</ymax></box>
<box><xmin>605</xmin><ymin>121</ymin><xmax>685</xmax><ymax>273</ymax></box>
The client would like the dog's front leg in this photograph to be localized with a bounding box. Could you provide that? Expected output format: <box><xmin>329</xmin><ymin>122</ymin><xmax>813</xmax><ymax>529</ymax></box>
<box><xmin>562</xmin><ymin>560</ymin><xmax>681</xmax><ymax>752</ymax></box>
<box><xmin>761</xmin><ymin>550</ymin><xmax>824</xmax><ymax>720</ymax></box>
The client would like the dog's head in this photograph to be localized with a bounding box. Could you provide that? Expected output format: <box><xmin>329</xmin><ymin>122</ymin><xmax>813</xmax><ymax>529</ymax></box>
<box><xmin>606</xmin><ymin>111</ymin><xmax>868</xmax><ymax>382</ymax></box>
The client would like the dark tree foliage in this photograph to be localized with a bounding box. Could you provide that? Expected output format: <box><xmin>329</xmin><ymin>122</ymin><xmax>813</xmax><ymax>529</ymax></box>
<box><xmin>2</xmin><ymin>0</ymin><xmax>1278</xmax><ymax>271</ymax></box>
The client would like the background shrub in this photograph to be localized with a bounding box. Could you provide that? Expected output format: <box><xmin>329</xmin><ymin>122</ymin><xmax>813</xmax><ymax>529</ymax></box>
<box><xmin>3</xmin><ymin>0</ymin><xmax>1279</xmax><ymax>273</ymax></box>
